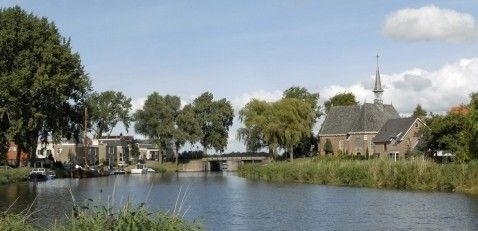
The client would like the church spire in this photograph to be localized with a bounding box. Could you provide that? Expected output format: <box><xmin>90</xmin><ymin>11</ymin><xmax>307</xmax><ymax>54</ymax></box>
<box><xmin>373</xmin><ymin>54</ymin><xmax>383</xmax><ymax>105</ymax></box>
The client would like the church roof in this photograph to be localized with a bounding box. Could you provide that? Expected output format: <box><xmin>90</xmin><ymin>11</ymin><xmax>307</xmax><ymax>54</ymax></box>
<box><xmin>319</xmin><ymin>103</ymin><xmax>399</xmax><ymax>135</ymax></box>
<box><xmin>372</xmin><ymin>117</ymin><xmax>419</xmax><ymax>143</ymax></box>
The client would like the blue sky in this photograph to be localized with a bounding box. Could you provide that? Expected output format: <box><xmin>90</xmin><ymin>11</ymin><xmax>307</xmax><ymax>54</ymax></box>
<box><xmin>2</xmin><ymin>1</ymin><xmax>478</xmax><ymax>152</ymax></box>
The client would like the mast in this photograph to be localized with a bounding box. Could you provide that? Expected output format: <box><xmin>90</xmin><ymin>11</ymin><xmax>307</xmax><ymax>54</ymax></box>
<box><xmin>83</xmin><ymin>107</ymin><xmax>88</xmax><ymax>166</ymax></box>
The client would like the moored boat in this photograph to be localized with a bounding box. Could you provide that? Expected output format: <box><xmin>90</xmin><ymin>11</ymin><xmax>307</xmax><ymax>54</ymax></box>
<box><xmin>29</xmin><ymin>168</ymin><xmax>55</xmax><ymax>182</ymax></box>
<box><xmin>131</xmin><ymin>163</ymin><xmax>148</xmax><ymax>174</ymax></box>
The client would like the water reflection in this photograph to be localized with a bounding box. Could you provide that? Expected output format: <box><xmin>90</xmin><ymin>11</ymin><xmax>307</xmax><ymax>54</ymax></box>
<box><xmin>0</xmin><ymin>173</ymin><xmax>478</xmax><ymax>230</ymax></box>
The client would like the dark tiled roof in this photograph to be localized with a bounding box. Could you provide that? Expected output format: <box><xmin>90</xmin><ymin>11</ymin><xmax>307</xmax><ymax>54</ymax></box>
<box><xmin>372</xmin><ymin>117</ymin><xmax>418</xmax><ymax>143</ymax></box>
<box><xmin>319</xmin><ymin>103</ymin><xmax>399</xmax><ymax>135</ymax></box>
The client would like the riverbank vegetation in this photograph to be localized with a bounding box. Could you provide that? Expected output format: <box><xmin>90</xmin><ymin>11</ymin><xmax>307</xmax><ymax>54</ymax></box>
<box><xmin>0</xmin><ymin>167</ymin><xmax>30</xmax><ymax>185</ymax></box>
<box><xmin>238</xmin><ymin>158</ymin><xmax>478</xmax><ymax>194</ymax></box>
<box><xmin>1</xmin><ymin>199</ymin><xmax>202</xmax><ymax>231</ymax></box>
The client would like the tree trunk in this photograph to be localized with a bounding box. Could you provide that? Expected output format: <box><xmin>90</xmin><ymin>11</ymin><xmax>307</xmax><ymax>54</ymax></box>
<box><xmin>202</xmin><ymin>146</ymin><xmax>207</xmax><ymax>157</ymax></box>
<box><xmin>289</xmin><ymin>147</ymin><xmax>294</xmax><ymax>163</ymax></box>
<box><xmin>15</xmin><ymin>145</ymin><xmax>21</xmax><ymax>167</ymax></box>
<box><xmin>174</xmin><ymin>144</ymin><xmax>179</xmax><ymax>166</ymax></box>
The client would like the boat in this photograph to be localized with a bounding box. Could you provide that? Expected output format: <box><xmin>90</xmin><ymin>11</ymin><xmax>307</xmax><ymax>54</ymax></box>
<box><xmin>147</xmin><ymin>168</ymin><xmax>156</xmax><ymax>173</ymax></box>
<box><xmin>131</xmin><ymin>163</ymin><xmax>148</xmax><ymax>174</ymax></box>
<box><xmin>29</xmin><ymin>168</ymin><xmax>55</xmax><ymax>182</ymax></box>
<box><xmin>111</xmin><ymin>169</ymin><xmax>126</xmax><ymax>175</ymax></box>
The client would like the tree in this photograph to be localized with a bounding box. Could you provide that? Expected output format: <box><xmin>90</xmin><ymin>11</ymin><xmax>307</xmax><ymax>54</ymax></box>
<box><xmin>283</xmin><ymin>87</ymin><xmax>321</xmax><ymax>156</ymax></box>
<box><xmin>324</xmin><ymin>139</ymin><xmax>333</xmax><ymax>155</ymax></box>
<box><xmin>0</xmin><ymin>7</ymin><xmax>91</xmax><ymax>166</ymax></box>
<box><xmin>88</xmin><ymin>91</ymin><xmax>132</xmax><ymax>139</ymax></box>
<box><xmin>190</xmin><ymin>92</ymin><xmax>234</xmax><ymax>155</ymax></box>
<box><xmin>237</xmin><ymin>99</ymin><xmax>271</xmax><ymax>153</ymax></box>
<box><xmin>130</xmin><ymin>140</ymin><xmax>140</xmax><ymax>161</ymax></box>
<box><xmin>254</xmin><ymin>98</ymin><xmax>315</xmax><ymax>162</ymax></box>
<box><xmin>175</xmin><ymin>104</ymin><xmax>202</xmax><ymax>165</ymax></box>
<box><xmin>283</xmin><ymin>86</ymin><xmax>322</xmax><ymax>119</ymax></box>
<box><xmin>412</xmin><ymin>104</ymin><xmax>427</xmax><ymax>119</ymax></box>
<box><xmin>467</xmin><ymin>92</ymin><xmax>478</xmax><ymax>160</ymax></box>
<box><xmin>134</xmin><ymin>93</ymin><xmax>181</xmax><ymax>163</ymax></box>
<box><xmin>324</xmin><ymin>92</ymin><xmax>358</xmax><ymax>113</ymax></box>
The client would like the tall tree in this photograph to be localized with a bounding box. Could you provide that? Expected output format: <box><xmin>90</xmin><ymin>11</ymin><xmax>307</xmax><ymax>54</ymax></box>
<box><xmin>412</xmin><ymin>104</ymin><xmax>427</xmax><ymax>119</ymax></box>
<box><xmin>324</xmin><ymin>92</ymin><xmax>358</xmax><ymax>113</ymax></box>
<box><xmin>134</xmin><ymin>93</ymin><xmax>181</xmax><ymax>162</ymax></box>
<box><xmin>88</xmin><ymin>91</ymin><xmax>132</xmax><ymax>139</ymax></box>
<box><xmin>190</xmin><ymin>92</ymin><xmax>234</xmax><ymax>155</ymax></box>
<box><xmin>283</xmin><ymin>87</ymin><xmax>321</xmax><ymax>156</ymax></box>
<box><xmin>0</xmin><ymin>7</ymin><xmax>91</xmax><ymax>166</ymax></box>
<box><xmin>175</xmin><ymin>104</ymin><xmax>202</xmax><ymax>165</ymax></box>
<box><xmin>270</xmin><ymin>98</ymin><xmax>315</xmax><ymax>162</ymax></box>
<box><xmin>237</xmin><ymin>99</ymin><xmax>271</xmax><ymax>153</ymax></box>
<box><xmin>467</xmin><ymin>92</ymin><xmax>478</xmax><ymax>160</ymax></box>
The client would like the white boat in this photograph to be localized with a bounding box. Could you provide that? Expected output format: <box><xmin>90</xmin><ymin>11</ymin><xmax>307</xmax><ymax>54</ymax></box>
<box><xmin>130</xmin><ymin>164</ymin><xmax>148</xmax><ymax>174</ymax></box>
<box><xmin>147</xmin><ymin>168</ymin><xmax>156</xmax><ymax>173</ymax></box>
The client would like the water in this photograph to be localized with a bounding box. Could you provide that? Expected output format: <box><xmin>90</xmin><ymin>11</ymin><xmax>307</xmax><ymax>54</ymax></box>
<box><xmin>1</xmin><ymin>172</ymin><xmax>478</xmax><ymax>230</ymax></box>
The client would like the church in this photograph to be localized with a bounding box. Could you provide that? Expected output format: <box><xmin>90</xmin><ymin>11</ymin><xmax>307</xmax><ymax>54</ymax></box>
<box><xmin>318</xmin><ymin>58</ymin><xmax>400</xmax><ymax>156</ymax></box>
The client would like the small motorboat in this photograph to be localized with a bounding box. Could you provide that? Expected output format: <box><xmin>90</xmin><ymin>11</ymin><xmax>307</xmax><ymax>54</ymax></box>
<box><xmin>147</xmin><ymin>168</ymin><xmax>156</xmax><ymax>173</ymax></box>
<box><xmin>111</xmin><ymin>169</ymin><xmax>126</xmax><ymax>175</ymax></box>
<box><xmin>29</xmin><ymin>168</ymin><xmax>55</xmax><ymax>181</ymax></box>
<box><xmin>130</xmin><ymin>163</ymin><xmax>148</xmax><ymax>174</ymax></box>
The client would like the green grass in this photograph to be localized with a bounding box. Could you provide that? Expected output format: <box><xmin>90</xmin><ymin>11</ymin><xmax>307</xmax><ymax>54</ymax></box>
<box><xmin>0</xmin><ymin>167</ymin><xmax>31</xmax><ymax>185</ymax></box>
<box><xmin>238</xmin><ymin>157</ymin><xmax>478</xmax><ymax>194</ymax></box>
<box><xmin>0</xmin><ymin>200</ymin><xmax>202</xmax><ymax>231</ymax></box>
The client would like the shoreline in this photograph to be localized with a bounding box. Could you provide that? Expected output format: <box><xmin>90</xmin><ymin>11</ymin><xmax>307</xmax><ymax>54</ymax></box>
<box><xmin>237</xmin><ymin>158</ymin><xmax>478</xmax><ymax>195</ymax></box>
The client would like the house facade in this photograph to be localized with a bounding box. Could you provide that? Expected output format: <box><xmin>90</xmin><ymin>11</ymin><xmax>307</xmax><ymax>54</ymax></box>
<box><xmin>318</xmin><ymin>58</ymin><xmax>400</xmax><ymax>155</ymax></box>
<box><xmin>372</xmin><ymin>117</ymin><xmax>426</xmax><ymax>159</ymax></box>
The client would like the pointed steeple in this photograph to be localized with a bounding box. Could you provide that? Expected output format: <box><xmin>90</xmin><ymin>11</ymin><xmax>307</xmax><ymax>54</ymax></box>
<box><xmin>373</xmin><ymin>54</ymin><xmax>383</xmax><ymax>105</ymax></box>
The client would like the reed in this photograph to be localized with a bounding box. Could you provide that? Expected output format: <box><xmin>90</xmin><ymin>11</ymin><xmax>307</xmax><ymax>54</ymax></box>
<box><xmin>0</xmin><ymin>167</ymin><xmax>31</xmax><ymax>185</ymax></box>
<box><xmin>238</xmin><ymin>158</ymin><xmax>478</xmax><ymax>194</ymax></box>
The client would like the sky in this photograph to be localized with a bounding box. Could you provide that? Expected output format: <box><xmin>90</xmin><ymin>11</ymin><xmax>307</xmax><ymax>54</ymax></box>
<box><xmin>2</xmin><ymin>1</ymin><xmax>478</xmax><ymax>152</ymax></box>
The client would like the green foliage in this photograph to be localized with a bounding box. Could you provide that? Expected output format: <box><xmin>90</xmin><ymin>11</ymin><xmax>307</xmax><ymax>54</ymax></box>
<box><xmin>238</xmin><ymin>96</ymin><xmax>316</xmax><ymax>161</ymax></box>
<box><xmin>324</xmin><ymin>139</ymin><xmax>333</xmax><ymax>155</ymax></box>
<box><xmin>88</xmin><ymin>91</ymin><xmax>132</xmax><ymax>139</ymax></box>
<box><xmin>283</xmin><ymin>86</ymin><xmax>322</xmax><ymax>119</ymax></box>
<box><xmin>237</xmin><ymin>99</ymin><xmax>271</xmax><ymax>153</ymax></box>
<box><xmin>0</xmin><ymin>200</ymin><xmax>201</xmax><ymax>231</ymax></box>
<box><xmin>190</xmin><ymin>92</ymin><xmax>234</xmax><ymax>155</ymax></box>
<box><xmin>134</xmin><ymin>93</ymin><xmax>182</xmax><ymax>159</ymax></box>
<box><xmin>130</xmin><ymin>142</ymin><xmax>140</xmax><ymax>159</ymax></box>
<box><xmin>324</xmin><ymin>92</ymin><xmax>358</xmax><ymax>113</ymax></box>
<box><xmin>0</xmin><ymin>167</ymin><xmax>31</xmax><ymax>185</ymax></box>
<box><xmin>0</xmin><ymin>6</ymin><xmax>91</xmax><ymax>165</ymax></box>
<box><xmin>412</xmin><ymin>104</ymin><xmax>427</xmax><ymax>119</ymax></box>
<box><xmin>238</xmin><ymin>158</ymin><xmax>478</xmax><ymax>194</ymax></box>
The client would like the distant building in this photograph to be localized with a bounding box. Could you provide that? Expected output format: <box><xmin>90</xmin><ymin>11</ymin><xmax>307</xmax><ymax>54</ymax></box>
<box><xmin>318</xmin><ymin>56</ymin><xmax>400</xmax><ymax>155</ymax></box>
<box><xmin>372</xmin><ymin>117</ymin><xmax>426</xmax><ymax>159</ymax></box>
<box><xmin>6</xmin><ymin>142</ymin><xmax>28</xmax><ymax>166</ymax></box>
<box><xmin>137</xmin><ymin>140</ymin><xmax>161</xmax><ymax>162</ymax></box>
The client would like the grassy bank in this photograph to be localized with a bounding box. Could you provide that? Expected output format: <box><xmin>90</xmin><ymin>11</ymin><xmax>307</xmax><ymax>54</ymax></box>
<box><xmin>238</xmin><ymin>158</ymin><xmax>478</xmax><ymax>194</ymax></box>
<box><xmin>0</xmin><ymin>167</ymin><xmax>31</xmax><ymax>185</ymax></box>
<box><xmin>0</xmin><ymin>201</ymin><xmax>202</xmax><ymax>231</ymax></box>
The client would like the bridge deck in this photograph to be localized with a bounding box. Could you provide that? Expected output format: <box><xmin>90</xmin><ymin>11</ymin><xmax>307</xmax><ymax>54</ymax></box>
<box><xmin>202</xmin><ymin>156</ymin><xmax>268</xmax><ymax>161</ymax></box>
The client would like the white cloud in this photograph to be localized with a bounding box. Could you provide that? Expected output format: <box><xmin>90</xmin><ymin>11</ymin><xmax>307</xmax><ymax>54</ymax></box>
<box><xmin>231</xmin><ymin>89</ymin><xmax>283</xmax><ymax>111</ymax></box>
<box><xmin>131</xmin><ymin>97</ymin><xmax>146</xmax><ymax>112</ymax></box>
<box><xmin>320</xmin><ymin>57</ymin><xmax>478</xmax><ymax>114</ymax></box>
<box><xmin>383</xmin><ymin>5</ymin><xmax>477</xmax><ymax>42</ymax></box>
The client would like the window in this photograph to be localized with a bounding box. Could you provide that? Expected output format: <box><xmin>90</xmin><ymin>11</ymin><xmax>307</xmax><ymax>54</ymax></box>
<box><xmin>388</xmin><ymin>152</ymin><xmax>399</xmax><ymax>161</ymax></box>
<box><xmin>47</xmin><ymin>150</ymin><xmax>52</xmax><ymax>156</ymax></box>
<box><xmin>415</xmin><ymin>123</ymin><xmax>419</xmax><ymax>128</ymax></box>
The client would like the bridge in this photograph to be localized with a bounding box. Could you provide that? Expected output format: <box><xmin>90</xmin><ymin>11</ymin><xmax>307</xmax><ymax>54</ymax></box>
<box><xmin>201</xmin><ymin>155</ymin><xmax>270</xmax><ymax>172</ymax></box>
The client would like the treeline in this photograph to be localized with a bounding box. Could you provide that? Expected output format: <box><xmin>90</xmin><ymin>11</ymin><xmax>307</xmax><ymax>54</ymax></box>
<box><xmin>416</xmin><ymin>93</ymin><xmax>478</xmax><ymax>162</ymax></box>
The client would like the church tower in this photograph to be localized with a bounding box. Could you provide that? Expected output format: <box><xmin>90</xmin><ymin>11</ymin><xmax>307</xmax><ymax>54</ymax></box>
<box><xmin>373</xmin><ymin>54</ymin><xmax>383</xmax><ymax>105</ymax></box>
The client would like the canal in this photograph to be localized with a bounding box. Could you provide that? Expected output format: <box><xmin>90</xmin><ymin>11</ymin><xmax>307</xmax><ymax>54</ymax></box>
<box><xmin>1</xmin><ymin>172</ymin><xmax>478</xmax><ymax>230</ymax></box>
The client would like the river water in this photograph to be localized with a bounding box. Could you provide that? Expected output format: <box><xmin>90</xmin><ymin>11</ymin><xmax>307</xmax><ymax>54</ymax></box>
<box><xmin>0</xmin><ymin>172</ymin><xmax>477</xmax><ymax>230</ymax></box>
